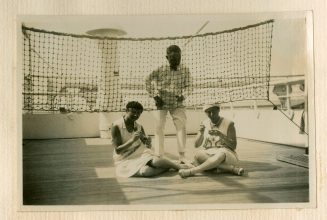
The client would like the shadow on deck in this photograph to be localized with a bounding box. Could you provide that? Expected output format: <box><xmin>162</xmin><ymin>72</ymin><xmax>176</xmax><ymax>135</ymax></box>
<box><xmin>22</xmin><ymin>137</ymin><xmax>309</xmax><ymax>205</ymax></box>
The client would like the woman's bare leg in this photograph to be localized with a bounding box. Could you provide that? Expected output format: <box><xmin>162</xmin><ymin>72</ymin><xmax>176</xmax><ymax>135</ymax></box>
<box><xmin>179</xmin><ymin>152</ymin><xmax>226</xmax><ymax>178</ymax></box>
<box><xmin>194</xmin><ymin>150</ymin><xmax>244</xmax><ymax>176</ymax></box>
<box><xmin>218</xmin><ymin>164</ymin><xmax>244</xmax><ymax>175</ymax></box>
<box><xmin>136</xmin><ymin>165</ymin><xmax>166</xmax><ymax>177</ymax></box>
<box><xmin>193</xmin><ymin>150</ymin><xmax>210</xmax><ymax>165</ymax></box>
<box><xmin>151</xmin><ymin>156</ymin><xmax>191</xmax><ymax>170</ymax></box>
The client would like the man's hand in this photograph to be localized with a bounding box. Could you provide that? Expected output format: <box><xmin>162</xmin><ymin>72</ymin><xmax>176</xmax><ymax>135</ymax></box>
<box><xmin>154</xmin><ymin>96</ymin><xmax>165</xmax><ymax>108</ymax></box>
<box><xmin>176</xmin><ymin>95</ymin><xmax>185</xmax><ymax>102</ymax></box>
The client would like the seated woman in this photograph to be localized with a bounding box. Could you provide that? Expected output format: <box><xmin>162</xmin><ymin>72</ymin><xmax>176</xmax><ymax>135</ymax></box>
<box><xmin>111</xmin><ymin>101</ymin><xmax>191</xmax><ymax>177</ymax></box>
<box><xmin>179</xmin><ymin>103</ymin><xmax>244</xmax><ymax>178</ymax></box>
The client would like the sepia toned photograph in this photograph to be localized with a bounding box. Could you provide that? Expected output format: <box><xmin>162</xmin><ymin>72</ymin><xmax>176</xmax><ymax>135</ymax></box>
<box><xmin>19</xmin><ymin>12</ymin><xmax>315</xmax><ymax>209</ymax></box>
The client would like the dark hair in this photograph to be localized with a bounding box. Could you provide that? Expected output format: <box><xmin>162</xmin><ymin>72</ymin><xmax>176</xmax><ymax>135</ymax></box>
<box><xmin>166</xmin><ymin>45</ymin><xmax>181</xmax><ymax>54</ymax></box>
<box><xmin>204</xmin><ymin>105</ymin><xmax>220</xmax><ymax>112</ymax></box>
<box><xmin>126</xmin><ymin>101</ymin><xmax>144</xmax><ymax>112</ymax></box>
<box><xmin>211</xmin><ymin>106</ymin><xmax>220</xmax><ymax>111</ymax></box>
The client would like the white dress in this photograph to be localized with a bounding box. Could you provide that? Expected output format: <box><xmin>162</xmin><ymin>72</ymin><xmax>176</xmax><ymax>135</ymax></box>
<box><xmin>112</xmin><ymin>117</ymin><xmax>155</xmax><ymax>177</ymax></box>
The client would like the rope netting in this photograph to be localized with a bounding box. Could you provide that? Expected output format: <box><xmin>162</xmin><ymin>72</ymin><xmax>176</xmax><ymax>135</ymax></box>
<box><xmin>22</xmin><ymin>20</ymin><xmax>274</xmax><ymax>112</ymax></box>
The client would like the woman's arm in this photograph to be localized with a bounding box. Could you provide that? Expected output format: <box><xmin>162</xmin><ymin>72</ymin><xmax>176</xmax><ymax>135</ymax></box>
<box><xmin>194</xmin><ymin>124</ymin><xmax>205</xmax><ymax>148</ymax></box>
<box><xmin>111</xmin><ymin>125</ymin><xmax>140</xmax><ymax>154</ymax></box>
<box><xmin>217</xmin><ymin>123</ymin><xmax>237</xmax><ymax>150</ymax></box>
<box><xmin>140</xmin><ymin>126</ymin><xmax>152</xmax><ymax>147</ymax></box>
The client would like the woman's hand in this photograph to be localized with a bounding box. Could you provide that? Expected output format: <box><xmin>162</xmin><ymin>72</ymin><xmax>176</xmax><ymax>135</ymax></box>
<box><xmin>131</xmin><ymin>131</ymin><xmax>141</xmax><ymax>142</ymax></box>
<box><xmin>199</xmin><ymin>124</ymin><xmax>205</xmax><ymax>134</ymax></box>
<box><xmin>143</xmin><ymin>136</ymin><xmax>152</xmax><ymax>148</ymax></box>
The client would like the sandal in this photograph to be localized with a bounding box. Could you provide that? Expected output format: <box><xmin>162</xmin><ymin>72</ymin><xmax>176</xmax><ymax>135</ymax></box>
<box><xmin>179</xmin><ymin>158</ymin><xmax>194</xmax><ymax>167</ymax></box>
<box><xmin>232</xmin><ymin>167</ymin><xmax>244</xmax><ymax>176</ymax></box>
<box><xmin>178</xmin><ymin>169</ymin><xmax>194</xmax><ymax>178</ymax></box>
<box><xmin>178</xmin><ymin>164</ymin><xmax>188</xmax><ymax>169</ymax></box>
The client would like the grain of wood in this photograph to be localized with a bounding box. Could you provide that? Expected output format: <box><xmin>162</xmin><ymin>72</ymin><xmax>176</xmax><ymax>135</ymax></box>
<box><xmin>23</xmin><ymin>137</ymin><xmax>309</xmax><ymax>206</ymax></box>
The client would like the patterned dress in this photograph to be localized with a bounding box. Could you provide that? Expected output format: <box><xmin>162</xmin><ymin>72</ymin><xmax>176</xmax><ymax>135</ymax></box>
<box><xmin>200</xmin><ymin>117</ymin><xmax>239</xmax><ymax>165</ymax></box>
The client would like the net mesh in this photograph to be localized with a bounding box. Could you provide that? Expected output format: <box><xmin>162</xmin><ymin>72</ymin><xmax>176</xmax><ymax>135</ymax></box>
<box><xmin>22</xmin><ymin>20</ymin><xmax>274</xmax><ymax>112</ymax></box>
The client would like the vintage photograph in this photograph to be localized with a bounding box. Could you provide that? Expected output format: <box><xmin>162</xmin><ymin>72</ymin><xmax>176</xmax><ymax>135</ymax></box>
<box><xmin>19</xmin><ymin>12</ymin><xmax>314</xmax><ymax>208</ymax></box>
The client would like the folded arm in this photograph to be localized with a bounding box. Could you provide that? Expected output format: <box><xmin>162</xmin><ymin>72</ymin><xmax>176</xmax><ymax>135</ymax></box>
<box><xmin>217</xmin><ymin>123</ymin><xmax>237</xmax><ymax>150</ymax></box>
<box><xmin>194</xmin><ymin>124</ymin><xmax>205</xmax><ymax>148</ymax></box>
<box><xmin>111</xmin><ymin>125</ymin><xmax>140</xmax><ymax>154</ymax></box>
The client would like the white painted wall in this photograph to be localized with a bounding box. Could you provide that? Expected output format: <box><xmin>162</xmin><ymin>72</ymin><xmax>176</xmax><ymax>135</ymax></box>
<box><xmin>23</xmin><ymin>113</ymin><xmax>100</xmax><ymax>139</ymax></box>
<box><xmin>23</xmin><ymin>109</ymin><xmax>308</xmax><ymax>148</ymax></box>
<box><xmin>222</xmin><ymin>109</ymin><xmax>307</xmax><ymax>147</ymax></box>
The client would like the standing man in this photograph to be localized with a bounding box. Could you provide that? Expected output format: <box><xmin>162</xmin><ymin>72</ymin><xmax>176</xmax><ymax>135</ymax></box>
<box><xmin>145</xmin><ymin>45</ymin><xmax>192</xmax><ymax>164</ymax></box>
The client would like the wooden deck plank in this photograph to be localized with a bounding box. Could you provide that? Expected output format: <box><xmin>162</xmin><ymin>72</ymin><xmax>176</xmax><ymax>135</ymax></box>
<box><xmin>23</xmin><ymin>175</ymin><xmax>308</xmax><ymax>204</ymax></box>
<box><xmin>22</xmin><ymin>136</ymin><xmax>310</xmax><ymax>205</ymax></box>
